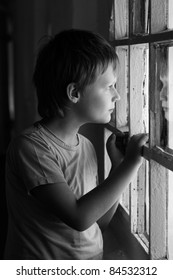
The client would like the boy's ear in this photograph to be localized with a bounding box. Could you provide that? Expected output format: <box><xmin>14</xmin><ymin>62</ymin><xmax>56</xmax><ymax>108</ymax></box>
<box><xmin>67</xmin><ymin>83</ymin><xmax>80</xmax><ymax>103</ymax></box>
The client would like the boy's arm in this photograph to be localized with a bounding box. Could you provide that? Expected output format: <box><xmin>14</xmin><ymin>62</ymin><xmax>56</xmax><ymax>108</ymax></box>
<box><xmin>31</xmin><ymin>133</ymin><xmax>148</xmax><ymax>232</ymax></box>
<box><xmin>97</xmin><ymin>200</ymin><xmax>119</xmax><ymax>232</ymax></box>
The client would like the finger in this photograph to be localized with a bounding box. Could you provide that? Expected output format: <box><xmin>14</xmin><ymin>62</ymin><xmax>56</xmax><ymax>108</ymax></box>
<box><xmin>107</xmin><ymin>133</ymin><xmax>116</xmax><ymax>144</ymax></box>
<box><xmin>131</xmin><ymin>133</ymin><xmax>148</xmax><ymax>140</ymax></box>
<box><xmin>134</xmin><ymin>133</ymin><xmax>148</xmax><ymax>146</ymax></box>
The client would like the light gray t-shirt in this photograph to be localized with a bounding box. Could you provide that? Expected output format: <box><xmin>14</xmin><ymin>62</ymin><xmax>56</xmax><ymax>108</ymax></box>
<box><xmin>4</xmin><ymin>122</ymin><xmax>103</xmax><ymax>259</ymax></box>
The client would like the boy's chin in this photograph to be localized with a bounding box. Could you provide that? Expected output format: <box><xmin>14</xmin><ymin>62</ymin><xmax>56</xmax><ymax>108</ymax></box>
<box><xmin>95</xmin><ymin>116</ymin><xmax>112</xmax><ymax>124</ymax></box>
<box><xmin>102</xmin><ymin>114</ymin><xmax>112</xmax><ymax>123</ymax></box>
<box><xmin>87</xmin><ymin>114</ymin><xmax>112</xmax><ymax>124</ymax></box>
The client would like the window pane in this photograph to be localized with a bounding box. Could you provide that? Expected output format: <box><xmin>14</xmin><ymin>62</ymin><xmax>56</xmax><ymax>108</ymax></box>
<box><xmin>131</xmin><ymin>0</ymin><xmax>149</xmax><ymax>35</ymax></box>
<box><xmin>151</xmin><ymin>0</ymin><xmax>168</xmax><ymax>33</ymax></box>
<box><xmin>159</xmin><ymin>45</ymin><xmax>168</xmax><ymax>147</ymax></box>
<box><xmin>113</xmin><ymin>0</ymin><xmax>129</xmax><ymax>39</ymax></box>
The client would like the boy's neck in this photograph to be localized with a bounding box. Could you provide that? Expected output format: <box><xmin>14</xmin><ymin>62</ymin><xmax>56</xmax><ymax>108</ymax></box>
<box><xmin>41</xmin><ymin>115</ymin><xmax>81</xmax><ymax>146</ymax></box>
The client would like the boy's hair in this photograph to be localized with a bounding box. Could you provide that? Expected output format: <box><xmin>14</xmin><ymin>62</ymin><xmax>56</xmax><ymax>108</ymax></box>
<box><xmin>33</xmin><ymin>29</ymin><xmax>119</xmax><ymax>118</ymax></box>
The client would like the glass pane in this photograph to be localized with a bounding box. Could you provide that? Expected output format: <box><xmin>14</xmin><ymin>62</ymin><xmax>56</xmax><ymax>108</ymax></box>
<box><xmin>151</xmin><ymin>0</ymin><xmax>168</xmax><ymax>33</ymax></box>
<box><xmin>131</xmin><ymin>0</ymin><xmax>149</xmax><ymax>35</ymax></box>
<box><xmin>115</xmin><ymin>46</ymin><xmax>129</xmax><ymax>130</ymax></box>
<box><xmin>113</xmin><ymin>0</ymin><xmax>129</xmax><ymax>39</ymax></box>
<box><xmin>168</xmin><ymin>170</ymin><xmax>173</xmax><ymax>259</ymax></box>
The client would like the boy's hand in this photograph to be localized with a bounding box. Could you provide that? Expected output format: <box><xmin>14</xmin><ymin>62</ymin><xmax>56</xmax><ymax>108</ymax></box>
<box><xmin>106</xmin><ymin>134</ymin><xmax>124</xmax><ymax>168</ymax></box>
<box><xmin>114</xmin><ymin>130</ymin><xmax>129</xmax><ymax>155</ymax></box>
<box><xmin>125</xmin><ymin>133</ymin><xmax>148</xmax><ymax>166</ymax></box>
<box><xmin>107</xmin><ymin>132</ymin><xmax>148</xmax><ymax>169</ymax></box>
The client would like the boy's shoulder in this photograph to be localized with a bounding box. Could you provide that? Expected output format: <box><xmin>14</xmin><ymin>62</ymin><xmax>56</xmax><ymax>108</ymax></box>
<box><xmin>8</xmin><ymin>123</ymin><xmax>43</xmax><ymax>151</ymax></box>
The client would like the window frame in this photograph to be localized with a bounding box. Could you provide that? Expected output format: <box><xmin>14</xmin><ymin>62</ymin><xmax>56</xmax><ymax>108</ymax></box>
<box><xmin>106</xmin><ymin>0</ymin><xmax>173</xmax><ymax>260</ymax></box>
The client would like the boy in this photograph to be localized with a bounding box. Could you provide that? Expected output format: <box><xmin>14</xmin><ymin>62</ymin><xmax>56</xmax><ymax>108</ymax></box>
<box><xmin>4</xmin><ymin>29</ymin><xmax>148</xmax><ymax>259</ymax></box>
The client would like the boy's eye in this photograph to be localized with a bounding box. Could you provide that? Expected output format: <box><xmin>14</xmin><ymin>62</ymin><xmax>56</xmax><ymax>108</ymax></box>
<box><xmin>109</xmin><ymin>84</ymin><xmax>115</xmax><ymax>89</ymax></box>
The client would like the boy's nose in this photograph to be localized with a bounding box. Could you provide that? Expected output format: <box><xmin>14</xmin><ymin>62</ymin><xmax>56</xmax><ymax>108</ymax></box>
<box><xmin>112</xmin><ymin>88</ymin><xmax>120</xmax><ymax>102</ymax></box>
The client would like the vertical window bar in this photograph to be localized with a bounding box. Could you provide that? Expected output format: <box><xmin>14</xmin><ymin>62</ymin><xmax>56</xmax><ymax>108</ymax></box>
<box><xmin>149</xmin><ymin>161</ymin><xmax>168</xmax><ymax>259</ymax></box>
<box><xmin>132</xmin><ymin>0</ymin><xmax>150</xmax><ymax>35</ymax></box>
<box><xmin>149</xmin><ymin>41</ymin><xmax>169</xmax><ymax>259</ymax></box>
<box><xmin>129</xmin><ymin>44</ymin><xmax>149</xmax><ymax>235</ymax></box>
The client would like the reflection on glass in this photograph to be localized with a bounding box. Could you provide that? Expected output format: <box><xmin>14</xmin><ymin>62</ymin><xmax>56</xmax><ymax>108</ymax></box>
<box><xmin>159</xmin><ymin>46</ymin><xmax>168</xmax><ymax>147</ymax></box>
<box><xmin>159</xmin><ymin>45</ymin><xmax>173</xmax><ymax>151</ymax></box>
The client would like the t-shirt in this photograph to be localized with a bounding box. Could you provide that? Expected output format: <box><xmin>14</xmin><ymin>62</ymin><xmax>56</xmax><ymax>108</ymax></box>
<box><xmin>4</xmin><ymin>122</ymin><xmax>103</xmax><ymax>260</ymax></box>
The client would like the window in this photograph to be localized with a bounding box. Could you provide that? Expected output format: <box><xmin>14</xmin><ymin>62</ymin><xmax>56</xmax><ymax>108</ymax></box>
<box><xmin>106</xmin><ymin>0</ymin><xmax>173</xmax><ymax>260</ymax></box>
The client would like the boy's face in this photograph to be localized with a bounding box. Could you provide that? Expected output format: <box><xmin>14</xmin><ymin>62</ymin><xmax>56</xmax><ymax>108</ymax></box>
<box><xmin>76</xmin><ymin>63</ymin><xmax>120</xmax><ymax>124</ymax></box>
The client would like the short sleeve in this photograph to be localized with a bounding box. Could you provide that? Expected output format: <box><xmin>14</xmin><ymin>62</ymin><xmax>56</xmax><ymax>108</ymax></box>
<box><xmin>11</xmin><ymin>135</ymin><xmax>66</xmax><ymax>193</ymax></box>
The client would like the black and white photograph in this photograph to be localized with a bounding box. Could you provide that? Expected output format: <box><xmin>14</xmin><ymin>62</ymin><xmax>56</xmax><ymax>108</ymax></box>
<box><xmin>0</xmin><ymin>0</ymin><xmax>173</xmax><ymax>278</ymax></box>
